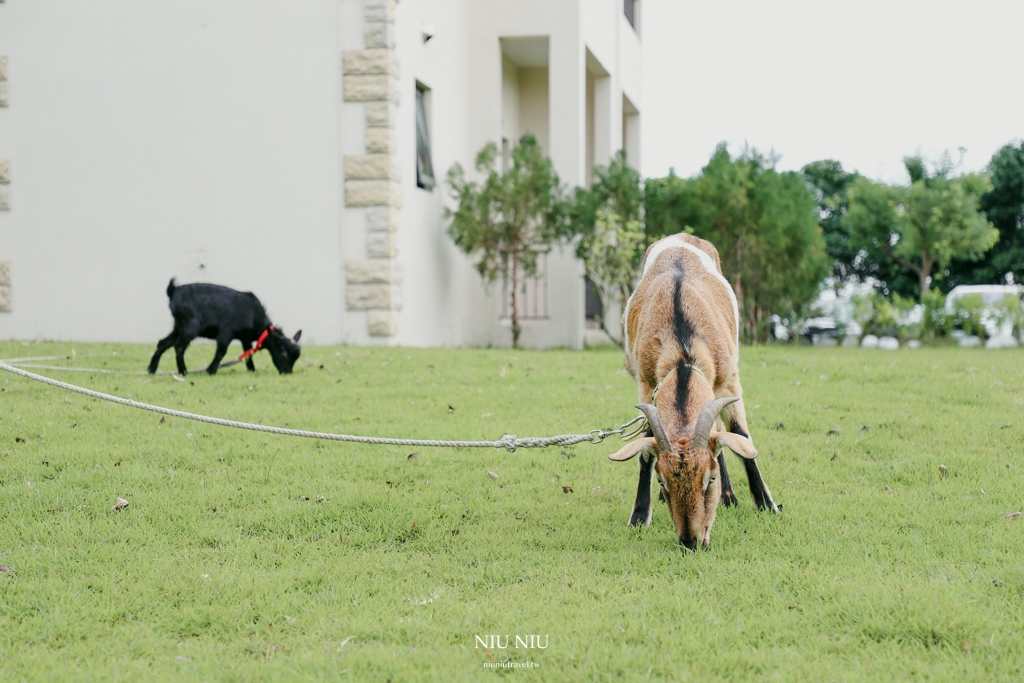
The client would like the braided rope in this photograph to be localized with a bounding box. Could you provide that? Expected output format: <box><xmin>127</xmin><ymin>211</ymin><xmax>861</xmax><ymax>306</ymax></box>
<box><xmin>11</xmin><ymin>363</ymin><xmax>172</xmax><ymax>376</ymax></box>
<box><xmin>0</xmin><ymin>361</ymin><xmax>600</xmax><ymax>452</ymax></box>
<box><xmin>3</xmin><ymin>355</ymin><xmax>240</xmax><ymax>376</ymax></box>
<box><xmin>0</xmin><ymin>355</ymin><xmax>74</xmax><ymax>363</ymax></box>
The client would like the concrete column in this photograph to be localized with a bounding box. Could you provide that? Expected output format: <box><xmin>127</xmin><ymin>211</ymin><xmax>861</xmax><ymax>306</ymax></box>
<box><xmin>593</xmin><ymin>73</ymin><xmax>611</xmax><ymax>169</ymax></box>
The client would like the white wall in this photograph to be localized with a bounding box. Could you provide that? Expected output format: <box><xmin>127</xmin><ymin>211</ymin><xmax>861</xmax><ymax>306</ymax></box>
<box><xmin>502</xmin><ymin>56</ymin><xmax>522</xmax><ymax>150</ymax></box>
<box><xmin>0</xmin><ymin>0</ymin><xmax>642</xmax><ymax>350</ymax></box>
<box><xmin>501</xmin><ymin>57</ymin><xmax>550</xmax><ymax>157</ymax></box>
<box><xmin>384</xmin><ymin>0</ymin><xmax>642</xmax><ymax>349</ymax></box>
<box><xmin>388</xmin><ymin>0</ymin><xmax>475</xmax><ymax>347</ymax></box>
<box><xmin>623</xmin><ymin>95</ymin><xmax>641</xmax><ymax>169</ymax></box>
<box><xmin>0</xmin><ymin>1</ymin><xmax>344</xmax><ymax>344</ymax></box>
<box><xmin>387</xmin><ymin>0</ymin><xmax>587</xmax><ymax>349</ymax></box>
<box><xmin>461</xmin><ymin>0</ymin><xmax>585</xmax><ymax>348</ymax></box>
<box><xmin>518</xmin><ymin>68</ymin><xmax>550</xmax><ymax>154</ymax></box>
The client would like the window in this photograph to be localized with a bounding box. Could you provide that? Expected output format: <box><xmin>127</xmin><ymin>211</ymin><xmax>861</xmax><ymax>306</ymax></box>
<box><xmin>415</xmin><ymin>83</ymin><xmax>435</xmax><ymax>190</ymax></box>
<box><xmin>624</xmin><ymin>0</ymin><xmax>637</xmax><ymax>31</ymax></box>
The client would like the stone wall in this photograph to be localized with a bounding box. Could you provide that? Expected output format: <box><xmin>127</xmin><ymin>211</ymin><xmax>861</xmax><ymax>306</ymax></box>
<box><xmin>0</xmin><ymin>54</ymin><xmax>7</xmax><ymax>108</ymax></box>
<box><xmin>0</xmin><ymin>53</ymin><xmax>8</xmax><ymax>212</ymax></box>
<box><xmin>0</xmin><ymin>261</ymin><xmax>9</xmax><ymax>312</ymax></box>
<box><xmin>0</xmin><ymin>158</ymin><xmax>8</xmax><ymax>212</ymax></box>
<box><xmin>342</xmin><ymin>0</ymin><xmax>401</xmax><ymax>338</ymax></box>
<box><xmin>1</xmin><ymin>42</ymin><xmax>8</xmax><ymax>309</ymax></box>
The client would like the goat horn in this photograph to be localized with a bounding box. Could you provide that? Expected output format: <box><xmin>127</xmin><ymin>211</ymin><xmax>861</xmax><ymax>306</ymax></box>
<box><xmin>692</xmin><ymin>397</ymin><xmax>740</xmax><ymax>451</ymax></box>
<box><xmin>635</xmin><ymin>403</ymin><xmax>671</xmax><ymax>454</ymax></box>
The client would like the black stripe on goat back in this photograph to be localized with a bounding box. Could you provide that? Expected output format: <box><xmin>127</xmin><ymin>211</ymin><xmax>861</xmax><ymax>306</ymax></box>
<box><xmin>674</xmin><ymin>360</ymin><xmax>694</xmax><ymax>415</ymax></box>
<box><xmin>671</xmin><ymin>272</ymin><xmax>694</xmax><ymax>355</ymax></box>
<box><xmin>671</xmin><ymin>272</ymin><xmax>697</xmax><ymax>414</ymax></box>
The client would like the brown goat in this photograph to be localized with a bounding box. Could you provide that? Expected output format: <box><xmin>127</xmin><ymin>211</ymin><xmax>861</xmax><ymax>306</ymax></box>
<box><xmin>609</xmin><ymin>233</ymin><xmax>778</xmax><ymax>550</ymax></box>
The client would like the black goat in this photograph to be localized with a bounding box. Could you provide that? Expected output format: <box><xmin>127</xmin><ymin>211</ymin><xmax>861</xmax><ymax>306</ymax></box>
<box><xmin>148</xmin><ymin>279</ymin><xmax>302</xmax><ymax>376</ymax></box>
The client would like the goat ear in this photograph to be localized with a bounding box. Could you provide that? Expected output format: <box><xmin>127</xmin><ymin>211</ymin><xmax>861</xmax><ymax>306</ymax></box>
<box><xmin>608</xmin><ymin>436</ymin><xmax>657</xmax><ymax>462</ymax></box>
<box><xmin>709</xmin><ymin>431</ymin><xmax>758</xmax><ymax>460</ymax></box>
<box><xmin>293</xmin><ymin>330</ymin><xmax>302</xmax><ymax>343</ymax></box>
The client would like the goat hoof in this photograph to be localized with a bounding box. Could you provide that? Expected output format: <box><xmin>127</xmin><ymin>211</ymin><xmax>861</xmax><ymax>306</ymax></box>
<box><xmin>627</xmin><ymin>513</ymin><xmax>651</xmax><ymax>528</ymax></box>
<box><xmin>721</xmin><ymin>490</ymin><xmax>738</xmax><ymax>507</ymax></box>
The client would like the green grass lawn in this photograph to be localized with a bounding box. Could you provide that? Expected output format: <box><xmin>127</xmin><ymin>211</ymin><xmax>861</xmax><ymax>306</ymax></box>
<box><xmin>1</xmin><ymin>340</ymin><xmax>1024</xmax><ymax>681</ymax></box>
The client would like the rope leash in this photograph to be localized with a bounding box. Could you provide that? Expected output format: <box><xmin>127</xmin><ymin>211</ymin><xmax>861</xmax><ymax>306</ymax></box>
<box><xmin>0</xmin><ymin>355</ymin><xmax>75</xmax><ymax>364</ymax></box>
<box><xmin>10</xmin><ymin>363</ymin><xmax>175</xmax><ymax>376</ymax></box>
<box><xmin>0</xmin><ymin>361</ymin><xmax>641</xmax><ymax>452</ymax></box>
<box><xmin>2</xmin><ymin>356</ymin><xmax>239</xmax><ymax>376</ymax></box>
<box><xmin>650</xmin><ymin>362</ymin><xmax>707</xmax><ymax>405</ymax></box>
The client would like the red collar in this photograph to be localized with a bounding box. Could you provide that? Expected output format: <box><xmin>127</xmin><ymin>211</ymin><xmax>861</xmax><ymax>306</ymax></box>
<box><xmin>238</xmin><ymin>326</ymin><xmax>274</xmax><ymax>361</ymax></box>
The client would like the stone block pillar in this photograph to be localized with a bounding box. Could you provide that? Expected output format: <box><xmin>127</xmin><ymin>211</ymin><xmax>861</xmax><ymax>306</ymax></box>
<box><xmin>0</xmin><ymin>159</ymin><xmax>8</xmax><ymax>211</ymax></box>
<box><xmin>342</xmin><ymin>0</ymin><xmax>401</xmax><ymax>339</ymax></box>
<box><xmin>0</xmin><ymin>54</ymin><xmax>8</xmax><ymax>211</ymax></box>
<box><xmin>0</xmin><ymin>55</ymin><xmax>7</xmax><ymax>108</ymax></box>
<box><xmin>0</xmin><ymin>261</ymin><xmax>9</xmax><ymax>312</ymax></box>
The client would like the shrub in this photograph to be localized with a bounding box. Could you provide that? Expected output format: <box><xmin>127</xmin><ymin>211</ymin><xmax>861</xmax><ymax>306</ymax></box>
<box><xmin>991</xmin><ymin>294</ymin><xmax>1024</xmax><ymax>338</ymax></box>
<box><xmin>949</xmin><ymin>294</ymin><xmax>989</xmax><ymax>340</ymax></box>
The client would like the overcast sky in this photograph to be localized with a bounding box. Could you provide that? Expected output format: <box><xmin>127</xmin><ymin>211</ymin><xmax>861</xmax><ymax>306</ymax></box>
<box><xmin>641</xmin><ymin>0</ymin><xmax>1024</xmax><ymax>184</ymax></box>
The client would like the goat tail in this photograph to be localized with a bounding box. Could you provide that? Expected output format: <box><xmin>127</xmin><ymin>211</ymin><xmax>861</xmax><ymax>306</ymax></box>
<box><xmin>166</xmin><ymin>278</ymin><xmax>177</xmax><ymax>298</ymax></box>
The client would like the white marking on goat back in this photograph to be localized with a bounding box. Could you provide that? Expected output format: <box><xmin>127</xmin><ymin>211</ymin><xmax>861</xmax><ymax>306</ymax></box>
<box><xmin>641</xmin><ymin>235</ymin><xmax>740</xmax><ymax>345</ymax></box>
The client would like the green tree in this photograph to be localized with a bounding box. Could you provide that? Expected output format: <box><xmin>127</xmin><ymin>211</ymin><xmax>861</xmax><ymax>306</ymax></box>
<box><xmin>446</xmin><ymin>135</ymin><xmax>566</xmax><ymax>348</ymax></box>
<box><xmin>645</xmin><ymin>144</ymin><xmax>829</xmax><ymax>342</ymax></box>
<box><xmin>945</xmin><ymin>141</ymin><xmax>1024</xmax><ymax>288</ymax></box>
<box><xmin>802</xmin><ymin>160</ymin><xmax>859</xmax><ymax>283</ymax></box>
<box><xmin>845</xmin><ymin>154</ymin><xmax>999</xmax><ymax>297</ymax></box>
<box><xmin>567</xmin><ymin>150</ymin><xmax>643</xmax><ymax>245</ymax></box>
<box><xmin>802</xmin><ymin>160</ymin><xmax>918</xmax><ymax>298</ymax></box>
<box><xmin>644</xmin><ymin>170</ymin><xmax>688</xmax><ymax>242</ymax></box>
<box><xmin>566</xmin><ymin>151</ymin><xmax>645</xmax><ymax>341</ymax></box>
<box><xmin>579</xmin><ymin>209</ymin><xmax>645</xmax><ymax>341</ymax></box>
<box><xmin>803</xmin><ymin>159</ymin><xmax>927</xmax><ymax>299</ymax></box>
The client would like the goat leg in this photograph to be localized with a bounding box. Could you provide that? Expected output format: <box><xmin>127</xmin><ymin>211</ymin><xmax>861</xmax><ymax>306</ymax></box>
<box><xmin>728</xmin><ymin>420</ymin><xmax>778</xmax><ymax>512</ymax></box>
<box><xmin>717</xmin><ymin>451</ymin><xmax>739</xmax><ymax>507</ymax></box>
<box><xmin>148</xmin><ymin>332</ymin><xmax>177</xmax><ymax>374</ymax></box>
<box><xmin>174</xmin><ymin>341</ymin><xmax>189</xmax><ymax>376</ymax></box>
<box><xmin>628</xmin><ymin>450</ymin><xmax>656</xmax><ymax>527</ymax></box>
<box><xmin>740</xmin><ymin>459</ymin><xmax>778</xmax><ymax>512</ymax></box>
<box><xmin>206</xmin><ymin>341</ymin><xmax>230</xmax><ymax>375</ymax></box>
<box><xmin>242</xmin><ymin>341</ymin><xmax>256</xmax><ymax>371</ymax></box>
<box><xmin>721</xmin><ymin>393</ymin><xmax>779</xmax><ymax>512</ymax></box>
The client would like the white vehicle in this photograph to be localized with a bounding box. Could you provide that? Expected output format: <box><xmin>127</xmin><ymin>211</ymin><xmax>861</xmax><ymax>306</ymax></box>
<box><xmin>794</xmin><ymin>279</ymin><xmax>872</xmax><ymax>345</ymax></box>
<box><xmin>945</xmin><ymin>284</ymin><xmax>1024</xmax><ymax>340</ymax></box>
<box><xmin>800</xmin><ymin>316</ymin><xmax>838</xmax><ymax>345</ymax></box>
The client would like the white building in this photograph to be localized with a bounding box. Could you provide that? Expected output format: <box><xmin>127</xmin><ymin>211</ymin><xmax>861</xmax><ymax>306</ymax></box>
<box><xmin>0</xmin><ymin>0</ymin><xmax>643</xmax><ymax>348</ymax></box>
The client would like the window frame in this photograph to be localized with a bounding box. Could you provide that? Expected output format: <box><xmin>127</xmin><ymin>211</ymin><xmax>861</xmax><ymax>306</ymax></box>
<box><xmin>415</xmin><ymin>82</ymin><xmax>436</xmax><ymax>190</ymax></box>
<box><xmin>624</xmin><ymin>0</ymin><xmax>638</xmax><ymax>32</ymax></box>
